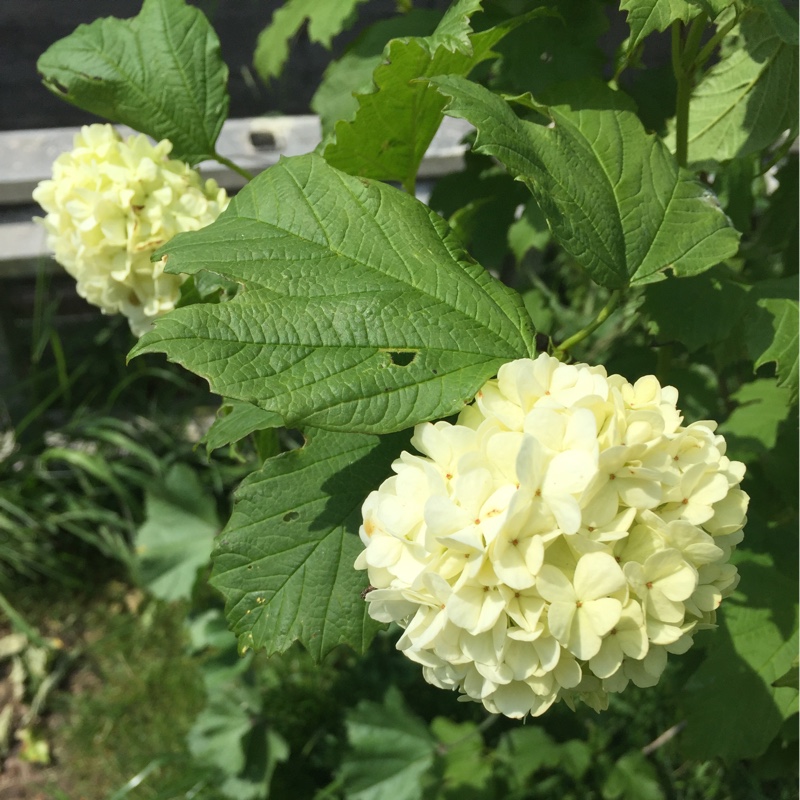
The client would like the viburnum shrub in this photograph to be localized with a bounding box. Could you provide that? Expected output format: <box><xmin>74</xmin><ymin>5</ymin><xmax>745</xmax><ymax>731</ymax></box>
<box><xmin>34</xmin><ymin>0</ymin><xmax>797</xmax><ymax>784</ymax></box>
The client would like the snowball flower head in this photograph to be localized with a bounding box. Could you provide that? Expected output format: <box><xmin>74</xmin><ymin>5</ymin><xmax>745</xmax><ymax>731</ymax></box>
<box><xmin>33</xmin><ymin>124</ymin><xmax>228</xmax><ymax>335</ymax></box>
<box><xmin>356</xmin><ymin>354</ymin><xmax>748</xmax><ymax>718</ymax></box>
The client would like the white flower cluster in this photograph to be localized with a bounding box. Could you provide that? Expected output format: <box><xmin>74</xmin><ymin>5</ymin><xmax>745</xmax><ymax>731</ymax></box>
<box><xmin>356</xmin><ymin>354</ymin><xmax>748</xmax><ymax>718</ymax></box>
<box><xmin>34</xmin><ymin>124</ymin><xmax>228</xmax><ymax>336</ymax></box>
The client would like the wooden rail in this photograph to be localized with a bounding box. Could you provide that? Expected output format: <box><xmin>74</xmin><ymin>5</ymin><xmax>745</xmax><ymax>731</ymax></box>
<box><xmin>0</xmin><ymin>115</ymin><xmax>472</xmax><ymax>276</ymax></box>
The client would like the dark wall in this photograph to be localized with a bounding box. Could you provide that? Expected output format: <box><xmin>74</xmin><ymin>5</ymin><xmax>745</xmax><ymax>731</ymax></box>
<box><xmin>0</xmin><ymin>0</ymin><xmax>450</xmax><ymax>131</ymax></box>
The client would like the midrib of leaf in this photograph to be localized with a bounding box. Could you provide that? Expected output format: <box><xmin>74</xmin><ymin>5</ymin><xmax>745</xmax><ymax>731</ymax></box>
<box><xmin>688</xmin><ymin>37</ymin><xmax>782</xmax><ymax>146</ymax></box>
<box><xmin>558</xmin><ymin>111</ymin><xmax>629</xmax><ymax>273</ymax></box>
<box><xmin>159</xmin><ymin>5</ymin><xmax>210</xmax><ymax>140</ymax></box>
<box><xmin>511</xmin><ymin>121</ymin><xmax>623</xmax><ymax>280</ymax></box>
<box><xmin>158</xmin><ymin>320</ymin><xmax>505</xmax><ymax>422</ymax></box>
<box><xmin>77</xmin><ymin>24</ymin><xmax>194</xmax><ymax>151</ymax></box>
<box><xmin>146</xmin><ymin>303</ymin><xmax>511</xmax><ymax>358</ymax></box>
<box><xmin>180</xmin><ymin>190</ymin><xmax>527</xmax><ymax>353</ymax></box>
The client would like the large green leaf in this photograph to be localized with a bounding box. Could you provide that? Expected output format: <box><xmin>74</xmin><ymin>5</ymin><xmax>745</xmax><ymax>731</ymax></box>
<box><xmin>323</xmin><ymin>0</ymin><xmax>550</xmax><ymax>191</ymax></box>
<box><xmin>339</xmin><ymin>687</ymin><xmax>436</xmax><ymax>800</ymax></box>
<box><xmin>431</xmin><ymin>76</ymin><xmax>741</xmax><ymax>288</ymax></box>
<box><xmin>680</xmin><ymin>548</ymin><xmax>799</xmax><ymax>759</ymax></box>
<box><xmin>719</xmin><ymin>379</ymin><xmax>794</xmax><ymax>462</ymax></box>
<box><xmin>747</xmin><ymin>297</ymin><xmax>799</xmax><ymax>403</ymax></box>
<box><xmin>740</xmin><ymin>278</ymin><xmax>800</xmax><ymax>403</ymax></box>
<box><xmin>37</xmin><ymin>0</ymin><xmax>229</xmax><ymax>165</ymax></box>
<box><xmin>311</xmin><ymin>10</ymin><xmax>442</xmax><ymax>137</ymax></box>
<box><xmin>132</xmin><ymin>154</ymin><xmax>534</xmax><ymax>434</ymax></box>
<box><xmin>749</xmin><ymin>0</ymin><xmax>799</xmax><ymax>45</ymax></box>
<box><xmin>678</xmin><ymin>9</ymin><xmax>799</xmax><ymax>166</ymax></box>
<box><xmin>134</xmin><ymin>464</ymin><xmax>220</xmax><ymax>601</ymax></box>
<box><xmin>187</xmin><ymin>632</ymin><xmax>289</xmax><ymax>800</ymax></box>
<box><xmin>209</xmin><ymin>429</ymin><xmax>405</xmax><ymax>661</ymax></box>
<box><xmin>253</xmin><ymin>0</ymin><xmax>370</xmax><ymax>82</ymax></box>
<box><xmin>620</xmin><ymin>0</ymin><xmax>698</xmax><ymax>51</ymax></box>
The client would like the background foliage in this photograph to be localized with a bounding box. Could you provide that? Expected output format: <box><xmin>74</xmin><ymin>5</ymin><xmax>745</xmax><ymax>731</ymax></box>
<box><xmin>2</xmin><ymin>0</ymin><xmax>797</xmax><ymax>797</ymax></box>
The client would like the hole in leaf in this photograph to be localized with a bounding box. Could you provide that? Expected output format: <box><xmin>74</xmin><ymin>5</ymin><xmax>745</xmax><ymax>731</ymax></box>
<box><xmin>250</xmin><ymin>131</ymin><xmax>276</xmax><ymax>151</ymax></box>
<box><xmin>283</xmin><ymin>511</ymin><xmax>300</xmax><ymax>522</ymax></box>
<box><xmin>387</xmin><ymin>350</ymin><xmax>417</xmax><ymax>367</ymax></box>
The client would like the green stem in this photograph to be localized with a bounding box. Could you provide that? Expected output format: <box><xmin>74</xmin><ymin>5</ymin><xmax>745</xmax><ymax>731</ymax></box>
<box><xmin>555</xmin><ymin>290</ymin><xmax>623</xmax><ymax>358</ymax></box>
<box><xmin>672</xmin><ymin>13</ymin><xmax>709</xmax><ymax>169</ymax></box>
<box><xmin>671</xmin><ymin>22</ymin><xmax>691</xmax><ymax>169</ymax></box>
<box><xmin>682</xmin><ymin>12</ymin><xmax>708</xmax><ymax>72</ymax></box>
<box><xmin>694</xmin><ymin>13</ymin><xmax>738</xmax><ymax>70</ymax></box>
<box><xmin>213</xmin><ymin>152</ymin><xmax>255</xmax><ymax>182</ymax></box>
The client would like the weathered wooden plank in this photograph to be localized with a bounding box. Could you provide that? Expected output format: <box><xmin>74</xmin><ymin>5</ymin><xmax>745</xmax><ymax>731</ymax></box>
<box><xmin>0</xmin><ymin>115</ymin><xmax>471</xmax><ymax>204</ymax></box>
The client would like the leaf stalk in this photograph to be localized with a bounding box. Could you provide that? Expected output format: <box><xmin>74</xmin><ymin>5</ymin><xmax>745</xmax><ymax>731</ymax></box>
<box><xmin>555</xmin><ymin>289</ymin><xmax>623</xmax><ymax>358</ymax></box>
<box><xmin>213</xmin><ymin>151</ymin><xmax>255</xmax><ymax>182</ymax></box>
<box><xmin>671</xmin><ymin>13</ymin><xmax>709</xmax><ymax>169</ymax></box>
<box><xmin>694</xmin><ymin>13</ymin><xmax>738</xmax><ymax>70</ymax></box>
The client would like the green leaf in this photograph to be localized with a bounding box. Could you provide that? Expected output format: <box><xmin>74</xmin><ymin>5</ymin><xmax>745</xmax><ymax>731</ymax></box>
<box><xmin>430</xmin><ymin>718</ymin><xmax>492</xmax><ymax>793</ymax></box>
<box><xmin>681</xmin><ymin>549</ymin><xmax>799</xmax><ymax>759</ymax></box>
<box><xmin>488</xmin><ymin>0</ymin><xmax>608</xmax><ymax>98</ymax></box>
<box><xmin>210</xmin><ymin>429</ymin><xmax>406</xmax><ymax>661</ymax></box>
<box><xmin>431</xmin><ymin>76</ymin><xmax>741</xmax><ymax>288</ymax></box>
<box><xmin>219</xmin><ymin>728</ymin><xmax>289</xmax><ymax>800</ymax></box>
<box><xmin>188</xmin><ymin>666</ymin><xmax>289</xmax><ymax>800</ymax></box>
<box><xmin>602</xmin><ymin>752</ymin><xmax>664</xmax><ymax>800</ymax></box>
<box><xmin>745</xmin><ymin>295</ymin><xmax>799</xmax><ymax>403</ymax></box>
<box><xmin>324</xmin><ymin>0</ymin><xmax>551</xmax><ymax>191</ymax></box>
<box><xmin>339</xmin><ymin>687</ymin><xmax>436</xmax><ymax>800</ymax></box>
<box><xmin>772</xmin><ymin>657</ymin><xmax>799</xmax><ymax>690</ymax></box>
<box><xmin>36</xmin><ymin>0</ymin><xmax>229</xmax><ymax>165</ymax></box>
<box><xmin>643</xmin><ymin>270</ymin><xmax>750</xmax><ymax>351</ymax></box>
<box><xmin>188</xmin><ymin>690</ymin><xmax>254</xmax><ymax>776</ymax></box>
<box><xmin>677</xmin><ymin>10</ymin><xmax>799</xmax><ymax>166</ymax></box>
<box><xmin>311</xmin><ymin>11</ymin><xmax>442</xmax><ymax>137</ymax></box>
<box><xmin>508</xmin><ymin>198</ymin><xmax>551</xmax><ymax>263</ymax></box>
<box><xmin>620</xmin><ymin>0</ymin><xmax>699</xmax><ymax>51</ymax></box>
<box><xmin>253</xmin><ymin>0</ymin><xmax>370</xmax><ymax>82</ymax></box>
<box><xmin>749</xmin><ymin>0</ymin><xmax>799</xmax><ymax>45</ymax></box>
<box><xmin>132</xmin><ymin>154</ymin><xmax>534</xmax><ymax>434</ymax></box>
<box><xmin>134</xmin><ymin>464</ymin><xmax>219</xmax><ymax>601</ymax></box>
<box><xmin>202</xmin><ymin>400</ymin><xmax>282</xmax><ymax>453</ymax></box>
<box><xmin>559</xmin><ymin>740</ymin><xmax>592</xmax><ymax>781</ymax></box>
<box><xmin>186</xmin><ymin>608</ymin><xmax>238</xmax><ymax>654</ymax></box>
<box><xmin>494</xmin><ymin>727</ymin><xmax>561</xmax><ymax>788</ymax></box>
<box><xmin>698</xmin><ymin>0</ymin><xmax>736</xmax><ymax>17</ymax></box>
<box><xmin>719</xmin><ymin>378</ymin><xmax>793</xmax><ymax>461</ymax></box>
